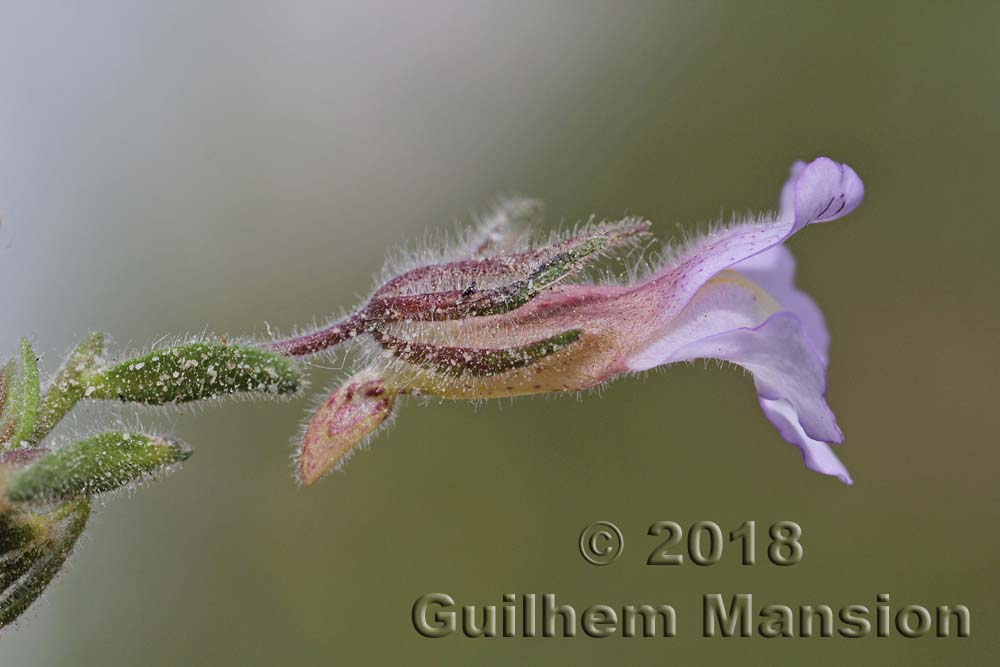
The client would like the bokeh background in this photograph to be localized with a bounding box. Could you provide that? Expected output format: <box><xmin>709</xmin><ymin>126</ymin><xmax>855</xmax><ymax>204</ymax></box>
<box><xmin>1</xmin><ymin>1</ymin><xmax>998</xmax><ymax>665</ymax></box>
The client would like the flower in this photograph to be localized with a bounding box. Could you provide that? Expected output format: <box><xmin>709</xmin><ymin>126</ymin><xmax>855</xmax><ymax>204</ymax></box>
<box><xmin>274</xmin><ymin>157</ymin><xmax>864</xmax><ymax>485</ymax></box>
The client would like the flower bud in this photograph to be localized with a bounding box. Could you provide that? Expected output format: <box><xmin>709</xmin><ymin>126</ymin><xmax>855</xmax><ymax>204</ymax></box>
<box><xmin>85</xmin><ymin>342</ymin><xmax>300</xmax><ymax>405</ymax></box>
<box><xmin>4</xmin><ymin>432</ymin><xmax>190</xmax><ymax>503</ymax></box>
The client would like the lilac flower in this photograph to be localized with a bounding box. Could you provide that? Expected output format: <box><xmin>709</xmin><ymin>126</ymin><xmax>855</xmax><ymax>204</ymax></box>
<box><xmin>273</xmin><ymin>158</ymin><xmax>864</xmax><ymax>485</ymax></box>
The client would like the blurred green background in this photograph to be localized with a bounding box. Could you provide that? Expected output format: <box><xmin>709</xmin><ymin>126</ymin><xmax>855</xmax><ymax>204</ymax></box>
<box><xmin>1</xmin><ymin>1</ymin><xmax>997</xmax><ymax>664</ymax></box>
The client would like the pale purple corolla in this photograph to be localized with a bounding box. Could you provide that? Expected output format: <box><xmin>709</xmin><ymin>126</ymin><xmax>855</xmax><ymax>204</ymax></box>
<box><xmin>271</xmin><ymin>158</ymin><xmax>864</xmax><ymax>485</ymax></box>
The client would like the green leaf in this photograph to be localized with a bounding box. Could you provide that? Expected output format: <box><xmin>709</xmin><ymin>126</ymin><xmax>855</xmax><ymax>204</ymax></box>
<box><xmin>4</xmin><ymin>432</ymin><xmax>191</xmax><ymax>503</ymax></box>
<box><xmin>1</xmin><ymin>341</ymin><xmax>41</xmax><ymax>451</ymax></box>
<box><xmin>0</xmin><ymin>508</ymin><xmax>43</xmax><ymax>557</ymax></box>
<box><xmin>29</xmin><ymin>333</ymin><xmax>105</xmax><ymax>445</ymax></box>
<box><xmin>0</xmin><ymin>547</ymin><xmax>44</xmax><ymax>592</ymax></box>
<box><xmin>13</xmin><ymin>340</ymin><xmax>40</xmax><ymax>448</ymax></box>
<box><xmin>0</xmin><ymin>361</ymin><xmax>16</xmax><ymax>446</ymax></box>
<box><xmin>84</xmin><ymin>342</ymin><xmax>301</xmax><ymax>405</ymax></box>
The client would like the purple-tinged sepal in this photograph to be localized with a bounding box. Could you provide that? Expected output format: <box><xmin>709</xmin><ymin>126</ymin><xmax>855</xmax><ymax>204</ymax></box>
<box><xmin>298</xmin><ymin>370</ymin><xmax>396</xmax><ymax>485</ymax></box>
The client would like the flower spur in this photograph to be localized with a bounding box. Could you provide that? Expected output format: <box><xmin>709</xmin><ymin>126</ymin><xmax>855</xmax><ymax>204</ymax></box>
<box><xmin>271</xmin><ymin>157</ymin><xmax>864</xmax><ymax>486</ymax></box>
